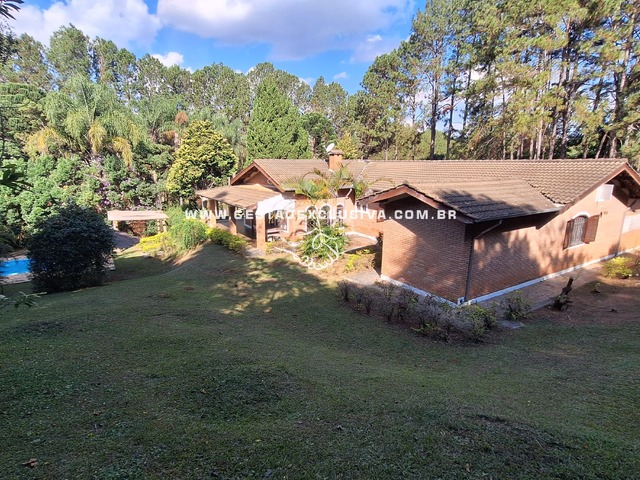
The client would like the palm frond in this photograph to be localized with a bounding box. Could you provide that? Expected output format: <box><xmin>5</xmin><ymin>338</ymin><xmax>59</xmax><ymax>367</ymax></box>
<box><xmin>88</xmin><ymin>120</ymin><xmax>107</xmax><ymax>155</ymax></box>
<box><xmin>111</xmin><ymin>136</ymin><xmax>134</xmax><ymax>169</ymax></box>
<box><xmin>24</xmin><ymin>127</ymin><xmax>66</xmax><ymax>157</ymax></box>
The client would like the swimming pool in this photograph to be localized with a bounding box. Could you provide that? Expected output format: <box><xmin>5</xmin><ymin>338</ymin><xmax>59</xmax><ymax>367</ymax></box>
<box><xmin>0</xmin><ymin>257</ymin><xmax>31</xmax><ymax>276</ymax></box>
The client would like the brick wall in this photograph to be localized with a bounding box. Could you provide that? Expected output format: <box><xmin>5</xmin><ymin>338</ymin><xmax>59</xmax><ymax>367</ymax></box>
<box><xmin>381</xmin><ymin>199</ymin><xmax>471</xmax><ymax>302</ymax></box>
<box><xmin>468</xmin><ymin>188</ymin><xmax>636</xmax><ymax>299</ymax></box>
<box><xmin>379</xmin><ymin>189</ymin><xmax>640</xmax><ymax>302</ymax></box>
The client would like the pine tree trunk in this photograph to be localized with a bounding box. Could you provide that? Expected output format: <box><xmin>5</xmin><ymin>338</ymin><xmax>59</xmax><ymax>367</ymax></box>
<box><xmin>609</xmin><ymin>6</ymin><xmax>639</xmax><ymax>158</ymax></box>
<box><xmin>430</xmin><ymin>83</ymin><xmax>439</xmax><ymax>160</ymax></box>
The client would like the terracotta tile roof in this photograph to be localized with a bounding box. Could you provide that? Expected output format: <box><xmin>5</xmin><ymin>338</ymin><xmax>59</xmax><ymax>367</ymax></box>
<box><xmin>407</xmin><ymin>179</ymin><xmax>560</xmax><ymax>221</ymax></box>
<box><xmin>252</xmin><ymin>159</ymin><xmax>330</xmax><ymax>186</ymax></box>
<box><xmin>196</xmin><ymin>184</ymin><xmax>280</xmax><ymax>209</ymax></box>
<box><xmin>360</xmin><ymin>159</ymin><xmax>629</xmax><ymax>204</ymax></box>
<box><xmin>231</xmin><ymin>158</ymin><xmax>636</xmax><ymax>218</ymax></box>
<box><xmin>239</xmin><ymin>158</ymin><xmax>370</xmax><ymax>190</ymax></box>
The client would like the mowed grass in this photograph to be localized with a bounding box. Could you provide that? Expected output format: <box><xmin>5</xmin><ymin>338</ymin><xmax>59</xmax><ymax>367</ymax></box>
<box><xmin>1</xmin><ymin>244</ymin><xmax>639</xmax><ymax>479</ymax></box>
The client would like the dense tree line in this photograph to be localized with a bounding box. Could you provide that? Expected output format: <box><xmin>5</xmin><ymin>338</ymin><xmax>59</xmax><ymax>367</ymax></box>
<box><xmin>360</xmin><ymin>0</ymin><xmax>640</xmax><ymax>161</ymax></box>
<box><xmin>0</xmin><ymin>0</ymin><xmax>638</xmax><ymax>247</ymax></box>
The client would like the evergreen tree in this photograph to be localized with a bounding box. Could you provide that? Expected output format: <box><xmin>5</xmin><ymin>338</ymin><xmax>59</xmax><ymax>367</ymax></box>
<box><xmin>48</xmin><ymin>25</ymin><xmax>92</xmax><ymax>84</ymax></box>
<box><xmin>247</xmin><ymin>78</ymin><xmax>310</xmax><ymax>161</ymax></box>
<box><xmin>166</xmin><ymin>120</ymin><xmax>238</xmax><ymax>198</ymax></box>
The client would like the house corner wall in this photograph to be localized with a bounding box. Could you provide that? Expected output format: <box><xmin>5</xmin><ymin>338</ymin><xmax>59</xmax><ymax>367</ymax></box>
<box><xmin>468</xmin><ymin>189</ymin><xmax>637</xmax><ymax>300</ymax></box>
<box><xmin>380</xmin><ymin>199</ymin><xmax>471</xmax><ymax>303</ymax></box>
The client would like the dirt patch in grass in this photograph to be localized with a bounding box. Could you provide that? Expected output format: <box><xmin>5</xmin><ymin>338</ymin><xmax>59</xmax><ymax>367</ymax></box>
<box><xmin>540</xmin><ymin>277</ymin><xmax>640</xmax><ymax>326</ymax></box>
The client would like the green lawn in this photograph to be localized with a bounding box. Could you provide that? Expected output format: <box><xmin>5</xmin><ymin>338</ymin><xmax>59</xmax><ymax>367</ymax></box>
<box><xmin>1</xmin><ymin>244</ymin><xmax>639</xmax><ymax>479</ymax></box>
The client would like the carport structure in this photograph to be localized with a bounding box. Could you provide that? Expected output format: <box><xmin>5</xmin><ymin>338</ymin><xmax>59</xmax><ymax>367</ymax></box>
<box><xmin>107</xmin><ymin>210</ymin><xmax>169</xmax><ymax>232</ymax></box>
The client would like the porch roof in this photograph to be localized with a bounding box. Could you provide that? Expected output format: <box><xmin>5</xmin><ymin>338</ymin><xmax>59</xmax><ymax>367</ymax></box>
<box><xmin>196</xmin><ymin>184</ymin><xmax>281</xmax><ymax>210</ymax></box>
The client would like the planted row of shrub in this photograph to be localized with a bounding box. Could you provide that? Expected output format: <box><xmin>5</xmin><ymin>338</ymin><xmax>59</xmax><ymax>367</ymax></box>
<box><xmin>207</xmin><ymin>227</ymin><xmax>248</xmax><ymax>254</ymax></box>
<box><xmin>337</xmin><ymin>281</ymin><xmax>503</xmax><ymax>342</ymax></box>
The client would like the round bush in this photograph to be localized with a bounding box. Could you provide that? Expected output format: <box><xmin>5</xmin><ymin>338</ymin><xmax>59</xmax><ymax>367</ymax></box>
<box><xmin>28</xmin><ymin>204</ymin><xmax>115</xmax><ymax>293</ymax></box>
<box><xmin>169</xmin><ymin>219</ymin><xmax>208</xmax><ymax>251</ymax></box>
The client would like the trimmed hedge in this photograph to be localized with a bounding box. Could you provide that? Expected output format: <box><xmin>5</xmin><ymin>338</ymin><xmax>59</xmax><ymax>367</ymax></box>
<box><xmin>207</xmin><ymin>228</ymin><xmax>247</xmax><ymax>255</ymax></box>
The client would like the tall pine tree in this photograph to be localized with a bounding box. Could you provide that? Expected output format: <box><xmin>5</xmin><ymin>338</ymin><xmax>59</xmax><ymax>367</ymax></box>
<box><xmin>247</xmin><ymin>78</ymin><xmax>310</xmax><ymax>161</ymax></box>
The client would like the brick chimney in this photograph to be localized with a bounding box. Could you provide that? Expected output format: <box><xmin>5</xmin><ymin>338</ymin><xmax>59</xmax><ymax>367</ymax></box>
<box><xmin>328</xmin><ymin>149</ymin><xmax>344</xmax><ymax>171</ymax></box>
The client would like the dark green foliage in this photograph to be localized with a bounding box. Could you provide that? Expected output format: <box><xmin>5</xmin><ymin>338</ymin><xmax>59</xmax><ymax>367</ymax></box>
<box><xmin>0</xmin><ymin>22</ymin><xmax>16</xmax><ymax>66</ymax></box>
<box><xmin>501</xmin><ymin>291</ymin><xmax>533</xmax><ymax>322</ymax></box>
<box><xmin>48</xmin><ymin>25</ymin><xmax>92</xmax><ymax>83</ymax></box>
<box><xmin>302</xmin><ymin>111</ymin><xmax>336</xmax><ymax>158</ymax></box>
<box><xmin>247</xmin><ymin>78</ymin><xmax>310</xmax><ymax>161</ymax></box>
<box><xmin>169</xmin><ymin>219</ymin><xmax>207</xmax><ymax>251</ymax></box>
<box><xmin>299</xmin><ymin>223</ymin><xmax>347</xmax><ymax>263</ymax></box>
<box><xmin>0</xmin><ymin>0</ymin><xmax>23</xmax><ymax>21</ymax></box>
<box><xmin>27</xmin><ymin>204</ymin><xmax>115</xmax><ymax>292</ymax></box>
<box><xmin>208</xmin><ymin>227</ymin><xmax>248</xmax><ymax>254</ymax></box>
<box><xmin>166</xmin><ymin>120</ymin><xmax>238</xmax><ymax>198</ymax></box>
<box><xmin>0</xmin><ymin>34</ymin><xmax>51</xmax><ymax>88</ymax></box>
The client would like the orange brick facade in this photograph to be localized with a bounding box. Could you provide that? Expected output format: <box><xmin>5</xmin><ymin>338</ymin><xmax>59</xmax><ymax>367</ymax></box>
<box><xmin>381</xmin><ymin>188</ymin><xmax>640</xmax><ymax>303</ymax></box>
<box><xmin>381</xmin><ymin>199</ymin><xmax>472</xmax><ymax>302</ymax></box>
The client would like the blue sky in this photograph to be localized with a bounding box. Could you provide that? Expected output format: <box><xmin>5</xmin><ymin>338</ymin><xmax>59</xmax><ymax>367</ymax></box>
<box><xmin>12</xmin><ymin>0</ymin><xmax>420</xmax><ymax>94</ymax></box>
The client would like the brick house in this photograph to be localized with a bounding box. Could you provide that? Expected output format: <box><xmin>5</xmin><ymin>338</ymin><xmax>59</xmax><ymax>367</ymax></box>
<box><xmin>196</xmin><ymin>150</ymin><xmax>382</xmax><ymax>249</ymax></box>
<box><xmin>360</xmin><ymin>159</ymin><xmax>640</xmax><ymax>303</ymax></box>
<box><xmin>197</xmin><ymin>153</ymin><xmax>640</xmax><ymax>304</ymax></box>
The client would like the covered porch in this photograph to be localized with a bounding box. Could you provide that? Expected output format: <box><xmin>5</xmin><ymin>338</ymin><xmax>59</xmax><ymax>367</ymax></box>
<box><xmin>196</xmin><ymin>185</ymin><xmax>295</xmax><ymax>251</ymax></box>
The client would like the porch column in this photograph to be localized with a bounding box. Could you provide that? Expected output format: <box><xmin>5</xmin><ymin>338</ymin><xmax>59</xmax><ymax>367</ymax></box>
<box><xmin>229</xmin><ymin>206</ymin><xmax>237</xmax><ymax>235</ymax></box>
<box><xmin>255</xmin><ymin>214</ymin><xmax>267</xmax><ymax>251</ymax></box>
<box><xmin>208</xmin><ymin>199</ymin><xmax>217</xmax><ymax>227</ymax></box>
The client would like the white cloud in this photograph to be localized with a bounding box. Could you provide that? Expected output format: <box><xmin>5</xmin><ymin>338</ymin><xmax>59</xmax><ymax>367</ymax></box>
<box><xmin>12</xmin><ymin>0</ymin><xmax>161</xmax><ymax>47</ymax></box>
<box><xmin>152</xmin><ymin>51</ymin><xmax>184</xmax><ymax>67</ymax></box>
<box><xmin>157</xmin><ymin>0</ymin><xmax>413</xmax><ymax>60</ymax></box>
<box><xmin>350</xmin><ymin>34</ymin><xmax>401</xmax><ymax>63</ymax></box>
<box><xmin>333</xmin><ymin>71</ymin><xmax>349</xmax><ymax>80</ymax></box>
<box><xmin>300</xmin><ymin>77</ymin><xmax>314</xmax><ymax>86</ymax></box>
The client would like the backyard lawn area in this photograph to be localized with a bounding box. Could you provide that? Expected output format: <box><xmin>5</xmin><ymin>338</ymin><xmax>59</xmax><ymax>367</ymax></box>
<box><xmin>1</xmin><ymin>244</ymin><xmax>639</xmax><ymax>479</ymax></box>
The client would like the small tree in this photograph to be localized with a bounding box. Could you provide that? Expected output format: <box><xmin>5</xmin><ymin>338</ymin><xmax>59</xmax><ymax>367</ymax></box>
<box><xmin>166</xmin><ymin>120</ymin><xmax>238</xmax><ymax>198</ymax></box>
<box><xmin>28</xmin><ymin>204</ymin><xmax>115</xmax><ymax>292</ymax></box>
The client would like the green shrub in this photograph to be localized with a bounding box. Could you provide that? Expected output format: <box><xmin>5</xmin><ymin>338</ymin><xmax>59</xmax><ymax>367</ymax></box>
<box><xmin>169</xmin><ymin>219</ymin><xmax>208</xmax><ymax>251</ymax></box>
<box><xmin>343</xmin><ymin>248</ymin><xmax>375</xmax><ymax>273</ymax></box>
<box><xmin>413</xmin><ymin>320</ymin><xmax>450</xmax><ymax>342</ymax></box>
<box><xmin>459</xmin><ymin>304</ymin><xmax>498</xmax><ymax>330</ymax></box>
<box><xmin>27</xmin><ymin>204</ymin><xmax>115</xmax><ymax>293</ymax></box>
<box><xmin>603</xmin><ymin>256</ymin><xmax>634</xmax><ymax>278</ymax></box>
<box><xmin>139</xmin><ymin>232</ymin><xmax>171</xmax><ymax>255</ymax></box>
<box><xmin>501</xmin><ymin>291</ymin><xmax>532</xmax><ymax>321</ymax></box>
<box><xmin>207</xmin><ymin>227</ymin><xmax>247</xmax><ymax>255</ymax></box>
<box><xmin>227</xmin><ymin>236</ymin><xmax>248</xmax><ymax>254</ymax></box>
<box><xmin>299</xmin><ymin>224</ymin><xmax>347</xmax><ymax>262</ymax></box>
<box><xmin>144</xmin><ymin>220</ymin><xmax>159</xmax><ymax>237</ymax></box>
<box><xmin>207</xmin><ymin>227</ymin><xmax>227</xmax><ymax>245</ymax></box>
<box><xmin>165</xmin><ymin>206</ymin><xmax>188</xmax><ymax>228</ymax></box>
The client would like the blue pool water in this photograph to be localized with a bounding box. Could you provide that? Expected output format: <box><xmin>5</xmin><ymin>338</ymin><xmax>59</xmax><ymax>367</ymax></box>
<box><xmin>0</xmin><ymin>257</ymin><xmax>31</xmax><ymax>276</ymax></box>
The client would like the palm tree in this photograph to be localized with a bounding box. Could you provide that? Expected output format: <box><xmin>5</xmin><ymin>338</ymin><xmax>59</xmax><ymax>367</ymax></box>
<box><xmin>27</xmin><ymin>75</ymin><xmax>144</xmax><ymax>168</ymax></box>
